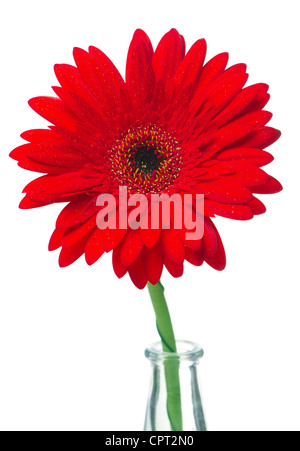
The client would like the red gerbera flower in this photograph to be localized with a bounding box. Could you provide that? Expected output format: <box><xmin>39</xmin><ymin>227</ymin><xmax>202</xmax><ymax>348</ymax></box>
<box><xmin>10</xmin><ymin>29</ymin><xmax>282</xmax><ymax>289</ymax></box>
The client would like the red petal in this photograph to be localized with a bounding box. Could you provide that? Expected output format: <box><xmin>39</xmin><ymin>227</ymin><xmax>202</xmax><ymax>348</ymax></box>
<box><xmin>10</xmin><ymin>144</ymin><xmax>27</xmax><ymax>160</ymax></box>
<box><xmin>205</xmin><ymin>200</ymin><xmax>254</xmax><ymax>220</ymax></box>
<box><xmin>240</xmin><ymin>83</ymin><xmax>270</xmax><ymax>115</ymax></box>
<box><xmin>236</xmin><ymin>126</ymin><xmax>281</xmax><ymax>149</ymax></box>
<box><xmin>161</xmin><ymin>229</ymin><xmax>185</xmax><ymax>265</ymax></box>
<box><xmin>248</xmin><ymin>197</ymin><xmax>266</xmax><ymax>215</ymax></box>
<box><xmin>227</xmin><ymin>110</ymin><xmax>272</xmax><ymax>128</ymax></box>
<box><xmin>205</xmin><ymin>121</ymin><xmax>255</xmax><ymax>155</ymax></box>
<box><xmin>152</xmin><ymin>29</ymin><xmax>185</xmax><ymax>86</ymax></box>
<box><xmin>217</xmin><ymin>63</ymin><xmax>247</xmax><ymax>81</ymax></box>
<box><xmin>19</xmin><ymin>196</ymin><xmax>54</xmax><ymax>209</ymax></box>
<box><xmin>22</xmin><ymin>175</ymin><xmax>62</xmax><ymax>203</ymax></box>
<box><xmin>72</xmin><ymin>47</ymin><xmax>115</xmax><ymax>117</ymax></box>
<box><xmin>23</xmin><ymin>173</ymin><xmax>101</xmax><ymax>201</ymax></box>
<box><xmin>251</xmin><ymin>176</ymin><xmax>283</xmax><ymax>194</ymax></box>
<box><xmin>178</xmin><ymin>224</ymin><xmax>202</xmax><ymax>251</ymax></box>
<box><xmin>164</xmin><ymin>256</ymin><xmax>184</xmax><ymax>278</ymax></box>
<box><xmin>183</xmin><ymin>235</ymin><xmax>202</xmax><ymax>252</ymax></box>
<box><xmin>128</xmin><ymin>255</ymin><xmax>147</xmax><ymax>289</ymax></box>
<box><xmin>49</xmin><ymin>125</ymin><xmax>106</xmax><ymax>163</ymax></box>
<box><xmin>126</xmin><ymin>29</ymin><xmax>155</xmax><ymax>107</ymax></box>
<box><xmin>21</xmin><ymin>128</ymin><xmax>64</xmax><ymax>144</ymax></box>
<box><xmin>173</xmin><ymin>39</ymin><xmax>207</xmax><ymax>91</ymax></box>
<box><xmin>217</xmin><ymin>148</ymin><xmax>274</xmax><ymax>167</ymax></box>
<box><xmin>150</xmin><ymin>78</ymin><xmax>165</xmax><ymax>111</ymax></box>
<box><xmin>54</xmin><ymin>63</ymin><xmax>107</xmax><ymax>119</ymax></box>
<box><xmin>201</xmin><ymin>73</ymin><xmax>249</xmax><ymax>118</ymax></box>
<box><xmin>185</xmin><ymin>247</ymin><xmax>204</xmax><ymax>267</ymax></box>
<box><xmin>56</xmin><ymin>196</ymin><xmax>96</xmax><ymax>229</ymax></box>
<box><xmin>52</xmin><ymin>86</ymin><xmax>105</xmax><ymax>130</ymax></box>
<box><xmin>223</xmin><ymin>162</ymin><xmax>270</xmax><ymax>187</ymax></box>
<box><xmin>204</xmin><ymin>224</ymin><xmax>226</xmax><ymax>270</ymax></box>
<box><xmin>18</xmin><ymin>157</ymin><xmax>77</xmax><ymax>175</ymax></box>
<box><xmin>202</xmin><ymin>218</ymin><xmax>218</xmax><ymax>259</ymax></box>
<box><xmin>85</xmin><ymin>228</ymin><xmax>105</xmax><ymax>265</ymax></box>
<box><xmin>89</xmin><ymin>45</ymin><xmax>128</xmax><ymax>115</ymax></box>
<box><xmin>89</xmin><ymin>45</ymin><xmax>127</xmax><ymax>98</ymax></box>
<box><xmin>62</xmin><ymin>216</ymin><xmax>97</xmax><ymax>248</ymax></box>
<box><xmin>101</xmin><ymin>227</ymin><xmax>128</xmax><ymax>252</ymax></box>
<box><xmin>112</xmin><ymin>245</ymin><xmax>127</xmax><ymax>278</ymax></box>
<box><xmin>28</xmin><ymin>97</ymin><xmax>78</xmax><ymax>130</ymax></box>
<box><xmin>209</xmin><ymin>84</ymin><xmax>259</xmax><ymax>128</ymax></box>
<box><xmin>198</xmin><ymin>179</ymin><xmax>253</xmax><ymax>204</ymax></box>
<box><xmin>193</xmin><ymin>52</ymin><xmax>229</xmax><ymax>96</ymax></box>
<box><xmin>140</xmin><ymin>227</ymin><xmax>161</xmax><ymax>248</ymax></box>
<box><xmin>49</xmin><ymin>228</ymin><xmax>65</xmax><ymax>251</ymax></box>
<box><xmin>59</xmin><ymin>235</ymin><xmax>88</xmax><ymax>267</ymax></box>
<box><xmin>120</xmin><ymin>229</ymin><xmax>144</xmax><ymax>267</ymax></box>
<box><xmin>143</xmin><ymin>243</ymin><xmax>163</xmax><ymax>286</ymax></box>
<box><xmin>20</xmin><ymin>142</ymin><xmax>86</xmax><ymax>168</ymax></box>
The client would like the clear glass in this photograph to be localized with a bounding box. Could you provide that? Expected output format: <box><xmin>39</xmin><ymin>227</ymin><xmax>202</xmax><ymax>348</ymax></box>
<box><xmin>144</xmin><ymin>340</ymin><xmax>206</xmax><ymax>431</ymax></box>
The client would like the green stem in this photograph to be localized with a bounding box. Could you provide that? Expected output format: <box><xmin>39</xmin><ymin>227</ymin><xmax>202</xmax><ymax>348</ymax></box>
<box><xmin>147</xmin><ymin>281</ymin><xmax>183</xmax><ymax>431</ymax></box>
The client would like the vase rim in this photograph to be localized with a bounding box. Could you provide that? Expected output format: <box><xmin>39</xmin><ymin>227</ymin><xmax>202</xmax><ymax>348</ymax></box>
<box><xmin>144</xmin><ymin>339</ymin><xmax>204</xmax><ymax>363</ymax></box>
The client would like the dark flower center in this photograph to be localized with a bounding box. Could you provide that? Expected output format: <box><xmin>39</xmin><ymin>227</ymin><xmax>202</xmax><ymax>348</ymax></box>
<box><xmin>133</xmin><ymin>146</ymin><xmax>161</xmax><ymax>175</ymax></box>
<box><xmin>110</xmin><ymin>125</ymin><xmax>183</xmax><ymax>194</ymax></box>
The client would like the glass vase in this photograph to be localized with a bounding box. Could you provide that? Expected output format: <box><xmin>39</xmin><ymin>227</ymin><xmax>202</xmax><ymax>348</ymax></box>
<box><xmin>144</xmin><ymin>340</ymin><xmax>206</xmax><ymax>431</ymax></box>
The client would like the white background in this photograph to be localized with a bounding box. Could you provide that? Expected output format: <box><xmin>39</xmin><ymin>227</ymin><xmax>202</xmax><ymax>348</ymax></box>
<box><xmin>0</xmin><ymin>0</ymin><xmax>299</xmax><ymax>432</ymax></box>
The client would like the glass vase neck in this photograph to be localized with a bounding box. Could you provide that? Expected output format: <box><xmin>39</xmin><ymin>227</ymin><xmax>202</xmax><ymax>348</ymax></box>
<box><xmin>144</xmin><ymin>340</ymin><xmax>206</xmax><ymax>431</ymax></box>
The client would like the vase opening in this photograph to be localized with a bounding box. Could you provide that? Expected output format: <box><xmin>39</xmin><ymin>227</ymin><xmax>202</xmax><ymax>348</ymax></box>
<box><xmin>145</xmin><ymin>340</ymin><xmax>204</xmax><ymax>365</ymax></box>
